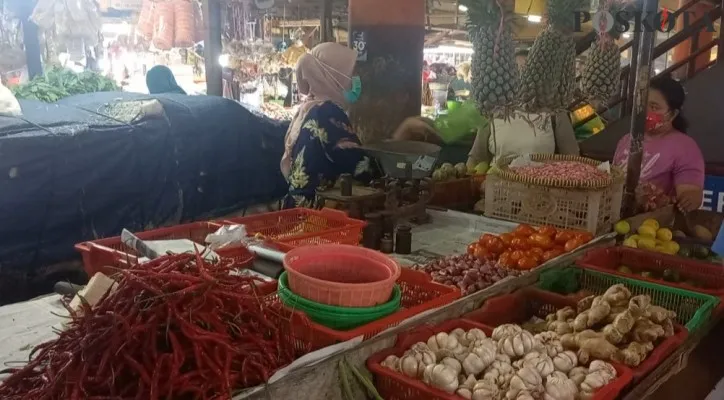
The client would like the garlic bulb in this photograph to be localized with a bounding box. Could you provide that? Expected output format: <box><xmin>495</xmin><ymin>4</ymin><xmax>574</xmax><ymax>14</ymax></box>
<box><xmin>483</xmin><ymin>358</ymin><xmax>514</xmax><ymax>386</ymax></box>
<box><xmin>492</xmin><ymin>324</ymin><xmax>523</xmax><ymax>341</ymax></box>
<box><xmin>462</xmin><ymin>352</ymin><xmax>490</xmax><ymax>376</ymax></box>
<box><xmin>456</xmin><ymin>374</ymin><xmax>477</xmax><ymax>399</ymax></box>
<box><xmin>422</xmin><ymin>364</ymin><xmax>459</xmax><ymax>394</ymax></box>
<box><xmin>508</xmin><ymin>366</ymin><xmax>543</xmax><ymax>398</ymax></box>
<box><xmin>451</xmin><ymin>328</ymin><xmax>467</xmax><ymax>341</ymax></box>
<box><xmin>567</xmin><ymin>366</ymin><xmax>588</xmax><ymax>386</ymax></box>
<box><xmin>535</xmin><ymin>332</ymin><xmax>563</xmax><ymax>357</ymax></box>
<box><xmin>407</xmin><ymin>342</ymin><xmax>437</xmax><ymax>364</ymax></box>
<box><xmin>580</xmin><ymin>370</ymin><xmax>611</xmax><ymax>393</ymax></box>
<box><xmin>462</xmin><ymin>328</ymin><xmax>488</xmax><ymax>346</ymax></box>
<box><xmin>588</xmin><ymin>360</ymin><xmax>616</xmax><ymax>381</ymax></box>
<box><xmin>544</xmin><ymin>371</ymin><xmax>578</xmax><ymax>400</ymax></box>
<box><xmin>441</xmin><ymin>357</ymin><xmax>463</xmax><ymax>375</ymax></box>
<box><xmin>513</xmin><ymin>391</ymin><xmax>536</xmax><ymax>400</ymax></box>
<box><xmin>427</xmin><ymin>332</ymin><xmax>461</xmax><ymax>356</ymax></box>
<box><xmin>521</xmin><ymin>351</ymin><xmax>555</xmax><ymax>377</ymax></box>
<box><xmin>499</xmin><ymin>330</ymin><xmax>540</xmax><ymax>358</ymax></box>
<box><xmin>381</xmin><ymin>355</ymin><xmax>401</xmax><ymax>371</ymax></box>
<box><xmin>400</xmin><ymin>354</ymin><xmax>426</xmax><ymax>378</ymax></box>
<box><xmin>552</xmin><ymin>351</ymin><xmax>578</xmax><ymax>373</ymax></box>
<box><xmin>471</xmin><ymin>379</ymin><xmax>499</xmax><ymax>400</ymax></box>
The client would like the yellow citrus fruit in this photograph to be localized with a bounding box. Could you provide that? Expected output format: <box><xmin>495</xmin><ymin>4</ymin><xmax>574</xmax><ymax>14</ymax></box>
<box><xmin>623</xmin><ymin>238</ymin><xmax>638</xmax><ymax>248</ymax></box>
<box><xmin>614</xmin><ymin>220</ymin><xmax>631</xmax><ymax>235</ymax></box>
<box><xmin>629</xmin><ymin>234</ymin><xmax>641</xmax><ymax>242</ymax></box>
<box><xmin>642</xmin><ymin>219</ymin><xmax>660</xmax><ymax>230</ymax></box>
<box><xmin>663</xmin><ymin>241</ymin><xmax>680</xmax><ymax>255</ymax></box>
<box><xmin>656</xmin><ymin>228</ymin><xmax>673</xmax><ymax>242</ymax></box>
<box><xmin>655</xmin><ymin>246</ymin><xmax>667</xmax><ymax>253</ymax></box>
<box><xmin>637</xmin><ymin>225</ymin><xmax>657</xmax><ymax>239</ymax></box>
<box><xmin>637</xmin><ymin>238</ymin><xmax>657</xmax><ymax>250</ymax></box>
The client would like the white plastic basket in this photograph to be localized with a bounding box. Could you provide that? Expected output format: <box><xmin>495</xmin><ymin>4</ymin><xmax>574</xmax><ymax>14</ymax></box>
<box><xmin>483</xmin><ymin>173</ymin><xmax>624</xmax><ymax>235</ymax></box>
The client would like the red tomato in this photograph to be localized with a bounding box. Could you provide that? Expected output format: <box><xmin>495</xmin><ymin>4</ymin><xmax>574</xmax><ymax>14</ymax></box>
<box><xmin>498</xmin><ymin>252</ymin><xmax>515</xmax><ymax>269</ymax></box>
<box><xmin>499</xmin><ymin>233</ymin><xmax>514</xmax><ymax>246</ymax></box>
<box><xmin>529</xmin><ymin>247</ymin><xmax>544</xmax><ymax>257</ymax></box>
<box><xmin>529</xmin><ymin>233</ymin><xmax>554</xmax><ymax>250</ymax></box>
<box><xmin>517</xmin><ymin>256</ymin><xmax>539</xmax><ymax>270</ymax></box>
<box><xmin>576</xmin><ymin>231</ymin><xmax>594</xmax><ymax>243</ymax></box>
<box><xmin>474</xmin><ymin>246</ymin><xmax>491</xmax><ymax>260</ymax></box>
<box><xmin>479</xmin><ymin>233</ymin><xmax>496</xmax><ymax>246</ymax></box>
<box><xmin>487</xmin><ymin>237</ymin><xmax>506</xmax><ymax>254</ymax></box>
<box><xmin>554</xmin><ymin>231</ymin><xmax>575</xmax><ymax>245</ymax></box>
<box><xmin>510</xmin><ymin>250</ymin><xmax>525</xmax><ymax>262</ymax></box>
<box><xmin>510</xmin><ymin>237</ymin><xmax>529</xmax><ymax>250</ymax></box>
<box><xmin>514</xmin><ymin>224</ymin><xmax>536</xmax><ymax>237</ymax></box>
<box><xmin>564</xmin><ymin>238</ymin><xmax>584</xmax><ymax>252</ymax></box>
<box><xmin>467</xmin><ymin>243</ymin><xmax>479</xmax><ymax>255</ymax></box>
<box><xmin>537</xmin><ymin>226</ymin><xmax>558</xmax><ymax>238</ymax></box>
<box><xmin>542</xmin><ymin>248</ymin><xmax>564</xmax><ymax>262</ymax></box>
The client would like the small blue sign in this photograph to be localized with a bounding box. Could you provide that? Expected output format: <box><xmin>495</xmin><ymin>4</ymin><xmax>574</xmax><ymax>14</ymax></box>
<box><xmin>702</xmin><ymin>175</ymin><xmax>724</xmax><ymax>212</ymax></box>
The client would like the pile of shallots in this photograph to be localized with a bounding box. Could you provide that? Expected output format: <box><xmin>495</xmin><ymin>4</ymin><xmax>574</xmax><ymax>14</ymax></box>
<box><xmin>380</xmin><ymin>323</ymin><xmax>618</xmax><ymax>400</ymax></box>
<box><xmin>413</xmin><ymin>255</ymin><xmax>522</xmax><ymax>295</ymax></box>
<box><xmin>510</xmin><ymin>161</ymin><xmax>610</xmax><ymax>182</ymax></box>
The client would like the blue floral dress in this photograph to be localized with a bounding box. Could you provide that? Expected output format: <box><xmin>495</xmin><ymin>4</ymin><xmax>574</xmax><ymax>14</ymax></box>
<box><xmin>283</xmin><ymin>101</ymin><xmax>376</xmax><ymax>208</ymax></box>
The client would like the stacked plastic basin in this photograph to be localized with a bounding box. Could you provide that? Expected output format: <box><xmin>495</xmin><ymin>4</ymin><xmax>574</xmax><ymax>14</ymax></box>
<box><xmin>278</xmin><ymin>244</ymin><xmax>403</xmax><ymax>330</ymax></box>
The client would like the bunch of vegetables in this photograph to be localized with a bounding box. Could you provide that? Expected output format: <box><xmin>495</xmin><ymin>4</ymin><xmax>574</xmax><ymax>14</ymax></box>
<box><xmin>467</xmin><ymin>224</ymin><xmax>594</xmax><ymax>271</ymax></box>
<box><xmin>380</xmin><ymin>324</ymin><xmax>618</xmax><ymax>399</ymax></box>
<box><xmin>525</xmin><ymin>284</ymin><xmax>677</xmax><ymax>368</ymax></box>
<box><xmin>432</xmin><ymin>162</ymin><xmax>473</xmax><ymax>182</ymax></box>
<box><xmin>11</xmin><ymin>67</ymin><xmax>118</xmax><ymax>103</ymax></box>
<box><xmin>413</xmin><ymin>254</ymin><xmax>523</xmax><ymax>295</ymax></box>
<box><xmin>510</xmin><ymin>161</ymin><xmax>610</xmax><ymax>182</ymax></box>
<box><xmin>0</xmin><ymin>252</ymin><xmax>300</xmax><ymax>399</ymax></box>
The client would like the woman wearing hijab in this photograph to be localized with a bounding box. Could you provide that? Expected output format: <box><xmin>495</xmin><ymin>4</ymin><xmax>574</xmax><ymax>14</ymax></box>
<box><xmin>282</xmin><ymin>42</ymin><xmax>439</xmax><ymax>208</ymax></box>
<box><xmin>146</xmin><ymin>65</ymin><xmax>187</xmax><ymax>95</ymax></box>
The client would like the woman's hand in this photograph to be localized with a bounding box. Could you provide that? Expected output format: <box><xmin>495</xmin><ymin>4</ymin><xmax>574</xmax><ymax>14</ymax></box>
<box><xmin>675</xmin><ymin>185</ymin><xmax>703</xmax><ymax>212</ymax></box>
<box><xmin>392</xmin><ymin>117</ymin><xmax>443</xmax><ymax>145</ymax></box>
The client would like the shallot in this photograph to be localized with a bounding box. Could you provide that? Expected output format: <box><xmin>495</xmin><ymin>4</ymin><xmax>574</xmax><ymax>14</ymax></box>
<box><xmin>413</xmin><ymin>254</ymin><xmax>522</xmax><ymax>295</ymax></box>
<box><xmin>511</xmin><ymin>161</ymin><xmax>609</xmax><ymax>182</ymax></box>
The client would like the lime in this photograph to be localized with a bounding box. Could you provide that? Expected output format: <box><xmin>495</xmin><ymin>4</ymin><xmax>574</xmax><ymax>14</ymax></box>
<box><xmin>614</xmin><ymin>220</ymin><xmax>631</xmax><ymax>235</ymax></box>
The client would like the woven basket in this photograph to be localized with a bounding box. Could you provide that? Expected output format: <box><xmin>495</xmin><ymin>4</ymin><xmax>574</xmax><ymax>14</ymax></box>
<box><xmin>496</xmin><ymin>154</ymin><xmax>623</xmax><ymax>190</ymax></box>
<box><xmin>484</xmin><ymin>154</ymin><xmax>624</xmax><ymax>234</ymax></box>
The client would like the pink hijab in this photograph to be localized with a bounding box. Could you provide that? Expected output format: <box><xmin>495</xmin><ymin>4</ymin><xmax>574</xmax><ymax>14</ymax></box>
<box><xmin>280</xmin><ymin>43</ymin><xmax>358</xmax><ymax>178</ymax></box>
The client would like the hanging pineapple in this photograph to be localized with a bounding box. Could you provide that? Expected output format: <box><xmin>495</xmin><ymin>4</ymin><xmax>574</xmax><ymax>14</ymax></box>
<box><xmin>517</xmin><ymin>0</ymin><xmax>585</xmax><ymax>111</ymax></box>
<box><xmin>462</xmin><ymin>0</ymin><xmax>519</xmax><ymax>114</ymax></box>
<box><xmin>580</xmin><ymin>0</ymin><xmax>625</xmax><ymax>105</ymax></box>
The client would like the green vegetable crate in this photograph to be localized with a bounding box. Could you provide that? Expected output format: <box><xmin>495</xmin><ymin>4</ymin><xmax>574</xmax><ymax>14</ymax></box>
<box><xmin>538</xmin><ymin>266</ymin><xmax>719</xmax><ymax>333</ymax></box>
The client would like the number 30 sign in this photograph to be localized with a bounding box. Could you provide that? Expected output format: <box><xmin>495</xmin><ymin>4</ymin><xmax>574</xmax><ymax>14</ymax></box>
<box><xmin>351</xmin><ymin>31</ymin><xmax>368</xmax><ymax>61</ymax></box>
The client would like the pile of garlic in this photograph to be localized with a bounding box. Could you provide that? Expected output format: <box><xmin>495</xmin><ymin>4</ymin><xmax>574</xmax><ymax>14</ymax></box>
<box><xmin>380</xmin><ymin>324</ymin><xmax>618</xmax><ymax>400</ymax></box>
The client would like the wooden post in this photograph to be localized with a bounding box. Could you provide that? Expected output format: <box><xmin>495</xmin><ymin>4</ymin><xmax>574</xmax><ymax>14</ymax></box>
<box><xmin>203</xmin><ymin>0</ymin><xmax>223</xmax><ymax>96</ymax></box>
<box><xmin>321</xmin><ymin>0</ymin><xmax>334</xmax><ymax>42</ymax></box>
<box><xmin>622</xmin><ymin>0</ymin><xmax>659</xmax><ymax>217</ymax></box>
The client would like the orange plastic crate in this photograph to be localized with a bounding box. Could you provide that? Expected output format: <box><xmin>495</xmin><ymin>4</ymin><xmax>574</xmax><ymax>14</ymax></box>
<box><xmin>264</xmin><ymin>268</ymin><xmax>460</xmax><ymax>352</ymax></box>
<box><xmin>367</xmin><ymin>318</ymin><xmax>633</xmax><ymax>400</ymax></box>
<box><xmin>221</xmin><ymin>208</ymin><xmax>366</xmax><ymax>251</ymax></box>
<box><xmin>74</xmin><ymin>221</ymin><xmax>236</xmax><ymax>276</ymax></box>
<box><xmin>463</xmin><ymin>287</ymin><xmax>686</xmax><ymax>382</ymax></box>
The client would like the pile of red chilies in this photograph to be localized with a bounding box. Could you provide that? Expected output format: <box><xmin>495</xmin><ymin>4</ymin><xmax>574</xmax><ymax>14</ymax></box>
<box><xmin>0</xmin><ymin>252</ymin><xmax>301</xmax><ymax>399</ymax></box>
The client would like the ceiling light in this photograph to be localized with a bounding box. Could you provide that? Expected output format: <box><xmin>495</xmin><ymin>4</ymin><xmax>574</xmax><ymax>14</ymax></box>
<box><xmin>458</xmin><ymin>4</ymin><xmax>468</xmax><ymax>12</ymax></box>
<box><xmin>527</xmin><ymin>15</ymin><xmax>542</xmax><ymax>23</ymax></box>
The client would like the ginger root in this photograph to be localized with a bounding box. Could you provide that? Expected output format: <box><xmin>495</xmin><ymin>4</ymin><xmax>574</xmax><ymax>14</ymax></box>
<box><xmin>613</xmin><ymin>342</ymin><xmax>653</xmax><ymax>367</ymax></box>
<box><xmin>628</xmin><ymin>295</ymin><xmax>651</xmax><ymax>318</ymax></box>
<box><xmin>632</xmin><ymin>319</ymin><xmax>665</xmax><ymax>343</ymax></box>
<box><xmin>611</xmin><ymin>310</ymin><xmax>635</xmax><ymax>334</ymax></box>
<box><xmin>556</xmin><ymin>306</ymin><xmax>576</xmax><ymax>322</ymax></box>
<box><xmin>661</xmin><ymin>319</ymin><xmax>675</xmax><ymax>338</ymax></box>
<box><xmin>578</xmin><ymin>338</ymin><xmax>619</xmax><ymax>361</ymax></box>
<box><xmin>648</xmin><ymin>305</ymin><xmax>676</xmax><ymax>324</ymax></box>
<box><xmin>577</xmin><ymin>295</ymin><xmax>595</xmax><ymax>313</ymax></box>
<box><xmin>588</xmin><ymin>297</ymin><xmax>612</xmax><ymax>326</ymax></box>
<box><xmin>602</xmin><ymin>324</ymin><xmax>625</xmax><ymax>344</ymax></box>
<box><xmin>602</xmin><ymin>284</ymin><xmax>631</xmax><ymax>306</ymax></box>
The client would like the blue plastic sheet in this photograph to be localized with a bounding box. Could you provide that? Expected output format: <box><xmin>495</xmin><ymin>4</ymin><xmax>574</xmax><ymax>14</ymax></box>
<box><xmin>0</xmin><ymin>92</ymin><xmax>289</xmax><ymax>272</ymax></box>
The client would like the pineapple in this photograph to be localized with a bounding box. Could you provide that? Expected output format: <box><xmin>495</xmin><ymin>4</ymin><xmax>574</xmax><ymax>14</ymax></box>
<box><xmin>517</xmin><ymin>0</ymin><xmax>584</xmax><ymax>111</ymax></box>
<box><xmin>462</xmin><ymin>0</ymin><xmax>519</xmax><ymax>114</ymax></box>
<box><xmin>580</xmin><ymin>0</ymin><xmax>625</xmax><ymax>105</ymax></box>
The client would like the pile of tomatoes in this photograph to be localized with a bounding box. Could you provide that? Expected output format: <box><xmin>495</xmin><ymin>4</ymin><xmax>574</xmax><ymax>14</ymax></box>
<box><xmin>467</xmin><ymin>224</ymin><xmax>594</xmax><ymax>270</ymax></box>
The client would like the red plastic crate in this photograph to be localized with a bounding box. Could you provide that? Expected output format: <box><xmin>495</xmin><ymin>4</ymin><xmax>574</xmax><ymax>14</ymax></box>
<box><xmin>577</xmin><ymin>247</ymin><xmax>724</xmax><ymax>297</ymax></box>
<box><xmin>463</xmin><ymin>287</ymin><xmax>686</xmax><ymax>382</ymax></box>
<box><xmin>265</xmin><ymin>268</ymin><xmax>461</xmax><ymax>352</ymax></box>
<box><xmin>367</xmin><ymin>319</ymin><xmax>633</xmax><ymax>400</ymax></box>
<box><xmin>221</xmin><ymin>208</ymin><xmax>366</xmax><ymax>251</ymax></box>
<box><xmin>74</xmin><ymin>221</ymin><xmax>246</xmax><ymax>276</ymax></box>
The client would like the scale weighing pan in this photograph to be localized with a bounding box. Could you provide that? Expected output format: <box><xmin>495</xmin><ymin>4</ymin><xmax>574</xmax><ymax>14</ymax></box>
<box><xmin>362</xmin><ymin>140</ymin><xmax>441</xmax><ymax>180</ymax></box>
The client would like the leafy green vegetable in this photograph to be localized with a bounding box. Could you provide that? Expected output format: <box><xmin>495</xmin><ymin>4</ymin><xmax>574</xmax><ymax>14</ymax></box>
<box><xmin>11</xmin><ymin>67</ymin><xmax>118</xmax><ymax>102</ymax></box>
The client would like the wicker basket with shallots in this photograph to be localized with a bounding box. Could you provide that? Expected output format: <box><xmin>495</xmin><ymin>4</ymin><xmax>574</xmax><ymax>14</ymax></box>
<box><xmin>484</xmin><ymin>154</ymin><xmax>624</xmax><ymax>235</ymax></box>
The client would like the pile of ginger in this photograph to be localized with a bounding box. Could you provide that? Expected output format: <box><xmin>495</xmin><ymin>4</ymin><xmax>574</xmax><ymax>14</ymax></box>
<box><xmin>530</xmin><ymin>284</ymin><xmax>677</xmax><ymax>367</ymax></box>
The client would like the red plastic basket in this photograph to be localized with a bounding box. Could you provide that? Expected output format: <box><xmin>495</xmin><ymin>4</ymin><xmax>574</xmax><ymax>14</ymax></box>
<box><xmin>264</xmin><ymin>268</ymin><xmax>461</xmax><ymax>352</ymax></box>
<box><xmin>221</xmin><ymin>208</ymin><xmax>366</xmax><ymax>251</ymax></box>
<box><xmin>577</xmin><ymin>247</ymin><xmax>724</xmax><ymax>297</ymax></box>
<box><xmin>367</xmin><ymin>318</ymin><xmax>633</xmax><ymax>400</ymax></box>
<box><xmin>463</xmin><ymin>287</ymin><xmax>686</xmax><ymax>382</ymax></box>
<box><xmin>74</xmin><ymin>221</ymin><xmax>247</xmax><ymax>276</ymax></box>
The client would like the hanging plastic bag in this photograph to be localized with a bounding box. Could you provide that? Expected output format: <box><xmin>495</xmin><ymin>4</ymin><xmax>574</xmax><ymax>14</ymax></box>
<box><xmin>434</xmin><ymin>100</ymin><xmax>487</xmax><ymax>144</ymax></box>
<box><xmin>0</xmin><ymin>81</ymin><xmax>22</xmax><ymax>117</ymax></box>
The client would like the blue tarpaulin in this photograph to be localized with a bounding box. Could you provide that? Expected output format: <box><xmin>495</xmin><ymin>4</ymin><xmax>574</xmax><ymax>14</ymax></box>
<box><xmin>0</xmin><ymin>92</ymin><xmax>289</xmax><ymax>272</ymax></box>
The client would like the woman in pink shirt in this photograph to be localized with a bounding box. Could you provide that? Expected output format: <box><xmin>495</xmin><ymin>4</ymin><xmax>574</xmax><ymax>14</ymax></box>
<box><xmin>613</xmin><ymin>76</ymin><xmax>705</xmax><ymax>212</ymax></box>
